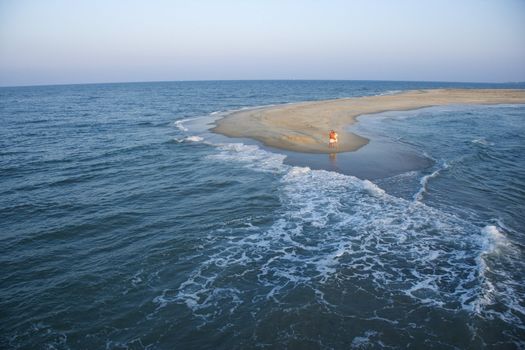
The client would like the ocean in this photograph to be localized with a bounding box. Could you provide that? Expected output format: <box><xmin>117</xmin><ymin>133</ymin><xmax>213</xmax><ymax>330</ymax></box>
<box><xmin>1</xmin><ymin>80</ymin><xmax>524</xmax><ymax>349</ymax></box>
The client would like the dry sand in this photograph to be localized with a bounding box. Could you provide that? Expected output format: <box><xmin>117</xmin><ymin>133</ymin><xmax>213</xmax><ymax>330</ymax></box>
<box><xmin>212</xmin><ymin>89</ymin><xmax>525</xmax><ymax>153</ymax></box>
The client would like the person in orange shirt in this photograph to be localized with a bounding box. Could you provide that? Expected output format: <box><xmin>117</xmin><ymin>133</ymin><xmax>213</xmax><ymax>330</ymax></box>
<box><xmin>329</xmin><ymin>130</ymin><xmax>338</xmax><ymax>148</ymax></box>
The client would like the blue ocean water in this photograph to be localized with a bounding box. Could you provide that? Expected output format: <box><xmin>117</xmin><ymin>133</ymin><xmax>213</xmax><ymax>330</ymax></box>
<box><xmin>1</xmin><ymin>81</ymin><xmax>524</xmax><ymax>349</ymax></box>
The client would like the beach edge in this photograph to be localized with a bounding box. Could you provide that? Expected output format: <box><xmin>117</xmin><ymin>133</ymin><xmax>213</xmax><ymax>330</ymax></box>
<box><xmin>211</xmin><ymin>89</ymin><xmax>525</xmax><ymax>154</ymax></box>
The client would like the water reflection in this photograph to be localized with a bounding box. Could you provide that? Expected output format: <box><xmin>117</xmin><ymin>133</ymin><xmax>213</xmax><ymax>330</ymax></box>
<box><xmin>329</xmin><ymin>152</ymin><xmax>337</xmax><ymax>167</ymax></box>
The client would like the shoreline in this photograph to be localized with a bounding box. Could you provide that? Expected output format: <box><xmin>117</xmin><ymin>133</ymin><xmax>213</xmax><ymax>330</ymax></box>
<box><xmin>212</xmin><ymin>89</ymin><xmax>525</xmax><ymax>153</ymax></box>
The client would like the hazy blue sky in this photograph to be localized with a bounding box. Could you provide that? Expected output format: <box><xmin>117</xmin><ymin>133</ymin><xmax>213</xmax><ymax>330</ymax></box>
<box><xmin>1</xmin><ymin>0</ymin><xmax>524</xmax><ymax>86</ymax></box>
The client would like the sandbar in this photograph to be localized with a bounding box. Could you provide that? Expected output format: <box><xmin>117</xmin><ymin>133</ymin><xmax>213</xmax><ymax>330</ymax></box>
<box><xmin>212</xmin><ymin>89</ymin><xmax>525</xmax><ymax>153</ymax></box>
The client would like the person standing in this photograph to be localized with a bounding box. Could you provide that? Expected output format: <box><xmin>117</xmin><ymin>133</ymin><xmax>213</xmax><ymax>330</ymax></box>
<box><xmin>329</xmin><ymin>130</ymin><xmax>338</xmax><ymax>148</ymax></box>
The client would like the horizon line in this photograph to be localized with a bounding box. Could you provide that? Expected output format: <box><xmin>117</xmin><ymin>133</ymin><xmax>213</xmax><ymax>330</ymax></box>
<box><xmin>1</xmin><ymin>78</ymin><xmax>524</xmax><ymax>89</ymax></box>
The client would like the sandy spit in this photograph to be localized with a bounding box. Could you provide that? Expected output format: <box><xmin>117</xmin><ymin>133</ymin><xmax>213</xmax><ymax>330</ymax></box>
<box><xmin>212</xmin><ymin>89</ymin><xmax>525</xmax><ymax>153</ymax></box>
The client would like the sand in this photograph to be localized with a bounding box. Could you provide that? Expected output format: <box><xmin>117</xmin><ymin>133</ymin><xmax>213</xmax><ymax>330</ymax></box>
<box><xmin>212</xmin><ymin>89</ymin><xmax>525</xmax><ymax>153</ymax></box>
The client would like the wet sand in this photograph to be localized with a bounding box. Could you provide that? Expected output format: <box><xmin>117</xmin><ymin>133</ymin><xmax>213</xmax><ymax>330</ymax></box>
<box><xmin>212</xmin><ymin>89</ymin><xmax>525</xmax><ymax>153</ymax></box>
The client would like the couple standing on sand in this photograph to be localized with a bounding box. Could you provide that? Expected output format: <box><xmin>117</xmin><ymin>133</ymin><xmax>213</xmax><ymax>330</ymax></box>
<box><xmin>329</xmin><ymin>130</ymin><xmax>338</xmax><ymax>148</ymax></box>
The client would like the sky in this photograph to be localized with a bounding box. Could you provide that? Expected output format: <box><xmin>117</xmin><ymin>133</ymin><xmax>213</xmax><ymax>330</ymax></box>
<box><xmin>0</xmin><ymin>0</ymin><xmax>524</xmax><ymax>86</ymax></box>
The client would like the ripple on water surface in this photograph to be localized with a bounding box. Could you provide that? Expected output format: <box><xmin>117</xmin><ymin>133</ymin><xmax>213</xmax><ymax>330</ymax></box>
<box><xmin>1</xmin><ymin>82</ymin><xmax>524</xmax><ymax>349</ymax></box>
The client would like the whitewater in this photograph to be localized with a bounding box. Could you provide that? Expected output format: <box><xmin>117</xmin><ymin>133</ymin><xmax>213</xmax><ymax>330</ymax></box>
<box><xmin>1</xmin><ymin>81</ymin><xmax>524</xmax><ymax>349</ymax></box>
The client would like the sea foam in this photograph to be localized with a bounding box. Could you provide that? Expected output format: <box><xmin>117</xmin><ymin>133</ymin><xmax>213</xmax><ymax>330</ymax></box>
<box><xmin>166</xmin><ymin>112</ymin><xmax>523</xmax><ymax>330</ymax></box>
<box><xmin>413</xmin><ymin>159</ymin><xmax>448</xmax><ymax>201</ymax></box>
<box><xmin>185</xmin><ymin>136</ymin><xmax>203</xmax><ymax>142</ymax></box>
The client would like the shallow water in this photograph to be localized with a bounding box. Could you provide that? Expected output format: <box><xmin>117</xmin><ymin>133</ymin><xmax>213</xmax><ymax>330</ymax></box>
<box><xmin>1</xmin><ymin>81</ymin><xmax>524</xmax><ymax>349</ymax></box>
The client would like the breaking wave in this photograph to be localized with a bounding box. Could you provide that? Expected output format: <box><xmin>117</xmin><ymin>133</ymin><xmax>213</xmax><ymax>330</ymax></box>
<box><xmin>157</xmin><ymin>134</ymin><xmax>523</xmax><ymax>332</ymax></box>
<box><xmin>413</xmin><ymin>158</ymin><xmax>449</xmax><ymax>201</ymax></box>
